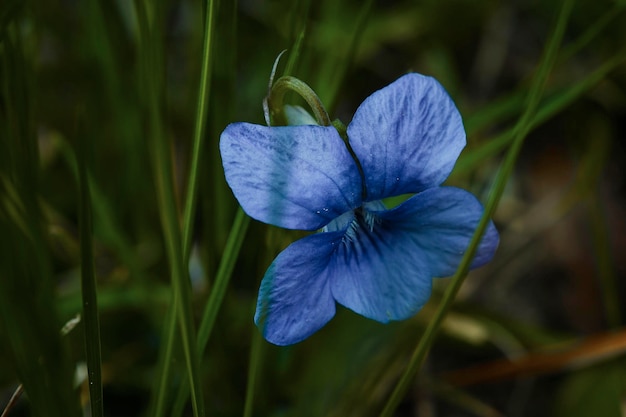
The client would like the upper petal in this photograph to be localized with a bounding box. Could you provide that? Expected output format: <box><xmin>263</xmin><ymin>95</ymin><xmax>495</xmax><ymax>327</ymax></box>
<box><xmin>329</xmin><ymin>187</ymin><xmax>498</xmax><ymax>323</ymax></box>
<box><xmin>347</xmin><ymin>73</ymin><xmax>466</xmax><ymax>200</ymax></box>
<box><xmin>220</xmin><ymin>123</ymin><xmax>362</xmax><ymax>230</ymax></box>
<box><xmin>254</xmin><ymin>231</ymin><xmax>344</xmax><ymax>346</ymax></box>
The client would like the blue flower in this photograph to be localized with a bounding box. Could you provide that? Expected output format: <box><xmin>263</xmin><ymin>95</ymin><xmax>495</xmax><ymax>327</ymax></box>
<box><xmin>220</xmin><ymin>73</ymin><xmax>499</xmax><ymax>346</ymax></box>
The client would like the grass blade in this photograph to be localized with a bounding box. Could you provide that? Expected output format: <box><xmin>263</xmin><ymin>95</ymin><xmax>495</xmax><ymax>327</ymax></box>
<box><xmin>134</xmin><ymin>1</ymin><xmax>205</xmax><ymax>416</ymax></box>
<box><xmin>0</xmin><ymin>22</ymin><xmax>79</xmax><ymax>417</ymax></box>
<box><xmin>171</xmin><ymin>207</ymin><xmax>250</xmax><ymax>416</ymax></box>
<box><xmin>149</xmin><ymin>0</ymin><xmax>217</xmax><ymax>415</ymax></box>
<box><xmin>182</xmin><ymin>0</ymin><xmax>218</xmax><ymax>260</ymax></box>
<box><xmin>243</xmin><ymin>327</ymin><xmax>265</xmax><ymax>417</ymax></box>
<box><xmin>378</xmin><ymin>0</ymin><xmax>575</xmax><ymax>415</ymax></box>
<box><xmin>77</xmin><ymin>114</ymin><xmax>104</xmax><ymax>417</ymax></box>
<box><xmin>453</xmin><ymin>51</ymin><xmax>626</xmax><ymax>178</ymax></box>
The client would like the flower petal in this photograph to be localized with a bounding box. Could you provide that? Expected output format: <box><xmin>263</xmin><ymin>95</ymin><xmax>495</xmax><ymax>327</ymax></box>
<box><xmin>329</xmin><ymin>187</ymin><xmax>498</xmax><ymax>322</ymax></box>
<box><xmin>284</xmin><ymin>104</ymin><xmax>318</xmax><ymax>125</ymax></box>
<box><xmin>254</xmin><ymin>231</ymin><xmax>344</xmax><ymax>346</ymax></box>
<box><xmin>220</xmin><ymin>123</ymin><xmax>362</xmax><ymax>230</ymax></box>
<box><xmin>379</xmin><ymin>187</ymin><xmax>499</xmax><ymax>276</ymax></box>
<box><xmin>328</xmin><ymin>212</ymin><xmax>433</xmax><ymax>323</ymax></box>
<box><xmin>347</xmin><ymin>73</ymin><xmax>466</xmax><ymax>200</ymax></box>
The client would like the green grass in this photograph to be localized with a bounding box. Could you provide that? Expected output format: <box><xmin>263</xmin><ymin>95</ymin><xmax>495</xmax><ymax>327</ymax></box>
<box><xmin>1</xmin><ymin>1</ymin><xmax>625</xmax><ymax>416</ymax></box>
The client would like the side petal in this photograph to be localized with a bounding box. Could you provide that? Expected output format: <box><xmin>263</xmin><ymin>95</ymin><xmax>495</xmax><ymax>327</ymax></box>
<box><xmin>378</xmin><ymin>187</ymin><xmax>499</xmax><ymax>277</ymax></box>
<box><xmin>347</xmin><ymin>73</ymin><xmax>466</xmax><ymax>200</ymax></box>
<box><xmin>220</xmin><ymin>123</ymin><xmax>362</xmax><ymax>230</ymax></box>
<box><xmin>254</xmin><ymin>230</ymin><xmax>345</xmax><ymax>346</ymax></box>
<box><xmin>329</xmin><ymin>187</ymin><xmax>498</xmax><ymax>322</ymax></box>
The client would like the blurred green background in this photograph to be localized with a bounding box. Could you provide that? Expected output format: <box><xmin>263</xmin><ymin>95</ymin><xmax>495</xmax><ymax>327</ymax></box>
<box><xmin>1</xmin><ymin>0</ymin><xmax>626</xmax><ymax>416</ymax></box>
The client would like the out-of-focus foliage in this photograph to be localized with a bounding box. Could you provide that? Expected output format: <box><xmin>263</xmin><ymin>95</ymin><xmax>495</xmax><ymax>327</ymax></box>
<box><xmin>1</xmin><ymin>0</ymin><xmax>626</xmax><ymax>416</ymax></box>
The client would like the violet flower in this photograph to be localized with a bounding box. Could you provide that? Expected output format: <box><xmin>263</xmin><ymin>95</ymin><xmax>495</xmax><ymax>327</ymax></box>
<box><xmin>220</xmin><ymin>73</ymin><xmax>499</xmax><ymax>345</ymax></box>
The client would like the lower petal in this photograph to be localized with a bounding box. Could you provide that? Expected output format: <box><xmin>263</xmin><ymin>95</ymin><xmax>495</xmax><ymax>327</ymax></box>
<box><xmin>329</xmin><ymin>215</ymin><xmax>434</xmax><ymax>323</ymax></box>
<box><xmin>254</xmin><ymin>231</ymin><xmax>344</xmax><ymax>346</ymax></box>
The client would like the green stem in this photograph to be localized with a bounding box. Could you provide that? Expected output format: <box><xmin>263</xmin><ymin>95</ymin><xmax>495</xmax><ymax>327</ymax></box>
<box><xmin>378</xmin><ymin>1</ymin><xmax>574</xmax><ymax>416</ymax></box>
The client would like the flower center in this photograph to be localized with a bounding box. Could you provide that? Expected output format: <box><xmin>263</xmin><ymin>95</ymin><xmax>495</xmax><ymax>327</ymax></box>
<box><xmin>355</xmin><ymin>207</ymin><xmax>379</xmax><ymax>233</ymax></box>
<box><xmin>322</xmin><ymin>201</ymin><xmax>385</xmax><ymax>242</ymax></box>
